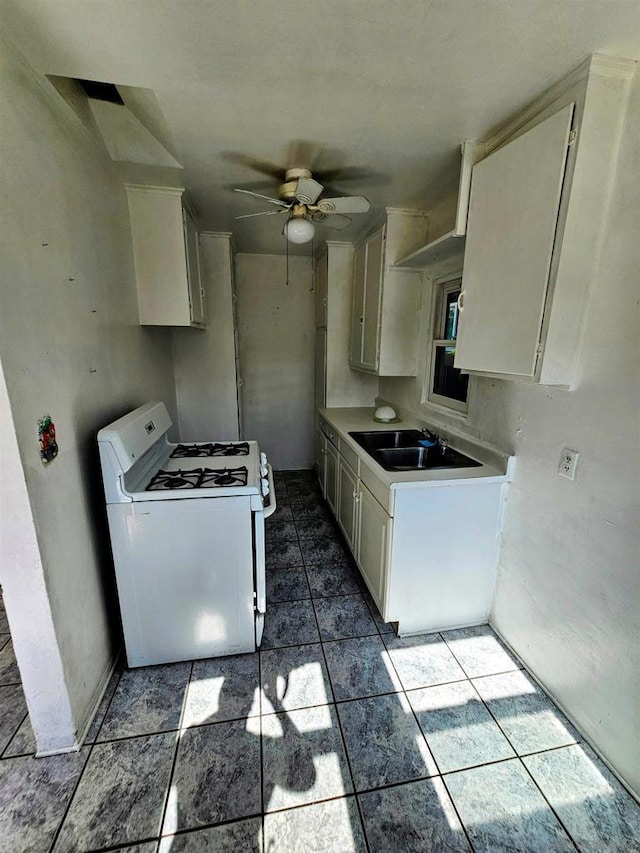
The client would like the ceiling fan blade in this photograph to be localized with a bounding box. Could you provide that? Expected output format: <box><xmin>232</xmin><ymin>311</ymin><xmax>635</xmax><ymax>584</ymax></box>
<box><xmin>324</xmin><ymin>213</ymin><xmax>352</xmax><ymax>230</ymax></box>
<box><xmin>295</xmin><ymin>177</ymin><xmax>324</xmax><ymax>205</ymax></box>
<box><xmin>221</xmin><ymin>151</ymin><xmax>283</xmax><ymax>179</ymax></box>
<box><xmin>234</xmin><ymin>188</ymin><xmax>288</xmax><ymax>207</ymax></box>
<box><xmin>317</xmin><ymin>196</ymin><xmax>370</xmax><ymax>214</ymax></box>
<box><xmin>235</xmin><ymin>209</ymin><xmax>289</xmax><ymax>220</ymax></box>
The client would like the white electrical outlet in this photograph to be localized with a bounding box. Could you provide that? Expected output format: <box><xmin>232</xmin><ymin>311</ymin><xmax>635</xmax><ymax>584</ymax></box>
<box><xmin>558</xmin><ymin>448</ymin><xmax>579</xmax><ymax>480</ymax></box>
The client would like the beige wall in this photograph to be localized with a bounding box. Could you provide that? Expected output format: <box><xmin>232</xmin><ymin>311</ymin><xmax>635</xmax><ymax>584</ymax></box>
<box><xmin>379</xmin><ymin>70</ymin><xmax>640</xmax><ymax>795</ymax></box>
<box><xmin>235</xmin><ymin>254</ymin><xmax>315</xmax><ymax>470</ymax></box>
<box><xmin>0</xmin><ymin>39</ymin><xmax>177</xmax><ymax>749</ymax></box>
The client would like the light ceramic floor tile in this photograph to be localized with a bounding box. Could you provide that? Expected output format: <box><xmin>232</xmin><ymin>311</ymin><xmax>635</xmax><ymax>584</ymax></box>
<box><xmin>262</xmin><ymin>599</ymin><xmax>320</xmax><ymax>649</ymax></box>
<box><xmin>359</xmin><ymin>777</ymin><xmax>472</xmax><ymax>853</ymax></box>
<box><xmin>84</xmin><ymin>667</ymin><xmax>122</xmax><ymax>743</ymax></box>
<box><xmin>408</xmin><ymin>680</ymin><xmax>516</xmax><ymax>772</ymax></box>
<box><xmin>313</xmin><ymin>594</ymin><xmax>378</xmax><ymax>641</ymax></box>
<box><xmin>524</xmin><ymin>744</ymin><xmax>640</xmax><ymax>852</ymax></box>
<box><xmin>266</xmin><ymin>567</ymin><xmax>311</xmax><ymax>602</ymax></box>
<box><xmin>114</xmin><ymin>844</ymin><xmax>158</xmax><ymax>853</ymax></box>
<box><xmin>0</xmin><ymin>641</ymin><xmax>21</xmax><ymax>685</ymax></box>
<box><xmin>473</xmin><ymin>670</ymin><xmax>580</xmax><ymax>754</ymax></box>
<box><xmin>55</xmin><ymin>733</ymin><xmax>174</xmax><ymax>852</ymax></box>
<box><xmin>337</xmin><ymin>693</ymin><xmax>437</xmax><ymax>791</ymax></box>
<box><xmin>167</xmin><ymin>720</ymin><xmax>261</xmax><ymax>831</ymax></box>
<box><xmin>0</xmin><ymin>750</ymin><xmax>88</xmax><ymax>853</ymax></box>
<box><xmin>305</xmin><ymin>564</ymin><xmax>363</xmax><ymax>598</ymax></box>
<box><xmin>98</xmin><ymin>661</ymin><xmax>191</xmax><ymax>740</ymax></box>
<box><xmin>383</xmin><ymin>633</ymin><xmax>466</xmax><ymax>690</ymax></box>
<box><xmin>183</xmin><ymin>653</ymin><xmax>260</xmax><ymax>728</ymax></box>
<box><xmin>261</xmin><ymin>643</ymin><xmax>333</xmax><ymax>713</ymax></box>
<box><xmin>323</xmin><ymin>635</ymin><xmax>401</xmax><ymax>701</ymax></box>
<box><xmin>445</xmin><ymin>759</ymin><xmax>575</xmax><ymax>852</ymax></box>
<box><xmin>0</xmin><ymin>684</ymin><xmax>27</xmax><ymax>754</ymax></box>
<box><xmin>441</xmin><ymin>625</ymin><xmax>521</xmax><ymax>678</ymax></box>
<box><xmin>3</xmin><ymin>710</ymin><xmax>35</xmax><ymax>758</ymax></box>
<box><xmin>264</xmin><ymin>797</ymin><xmax>367</xmax><ymax>852</ymax></box>
<box><xmin>159</xmin><ymin>817</ymin><xmax>263</xmax><ymax>851</ymax></box>
<box><xmin>266</xmin><ymin>541</ymin><xmax>305</xmax><ymax>569</ymax></box>
<box><xmin>262</xmin><ymin>704</ymin><xmax>352</xmax><ymax>812</ymax></box>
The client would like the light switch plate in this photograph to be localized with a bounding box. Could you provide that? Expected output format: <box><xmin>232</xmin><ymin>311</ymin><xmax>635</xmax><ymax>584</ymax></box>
<box><xmin>558</xmin><ymin>447</ymin><xmax>579</xmax><ymax>480</ymax></box>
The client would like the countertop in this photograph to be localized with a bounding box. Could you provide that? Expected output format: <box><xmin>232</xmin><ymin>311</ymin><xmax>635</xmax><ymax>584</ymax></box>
<box><xmin>319</xmin><ymin>407</ymin><xmax>511</xmax><ymax>489</ymax></box>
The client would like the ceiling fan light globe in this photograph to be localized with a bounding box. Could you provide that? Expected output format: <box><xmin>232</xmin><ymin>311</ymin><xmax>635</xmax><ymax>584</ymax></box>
<box><xmin>285</xmin><ymin>217</ymin><xmax>315</xmax><ymax>244</ymax></box>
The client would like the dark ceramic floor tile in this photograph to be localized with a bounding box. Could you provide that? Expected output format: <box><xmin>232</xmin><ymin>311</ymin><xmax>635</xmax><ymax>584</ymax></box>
<box><xmin>262</xmin><ymin>600</ymin><xmax>320</xmax><ymax>649</ymax></box>
<box><xmin>323</xmin><ymin>635</ymin><xmax>401</xmax><ymax>701</ymax></box>
<box><xmin>264</xmin><ymin>796</ymin><xmax>366</xmax><ymax>852</ymax></box>
<box><xmin>0</xmin><ymin>634</ymin><xmax>10</xmax><ymax>653</ymax></box>
<box><xmin>445</xmin><ymin>759</ymin><xmax>575</xmax><ymax>852</ymax></box>
<box><xmin>0</xmin><ymin>750</ymin><xmax>88</xmax><ymax>853</ymax></box>
<box><xmin>0</xmin><ymin>641</ymin><xmax>21</xmax><ymax>684</ymax></box>
<box><xmin>98</xmin><ymin>662</ymin><xmax>191</xmax><ymax>740</ymax></box>
<box><xmin>159</xmin><ymin>817</ymin><xmax>263</xmax><ymax>851</ymax></box>
<box><xmin>167</xmin><ymin>720</ymin><xmax>261</xmax><ymax>830</ymax></box>
<box><xmin>261</xmin><ymin>643</ymin><xmax>333</xmax><ymax>713</ymax></box>
<box><xmin>0</xmin><ymin>684</ymin><xmax>27</xmax><ymax>754</ymax></box>
<box><xmin>524</xmin><ymin>744</ymin><xmax>640</xmax><ymax>852</ymax></box>
<box><xmin>441</xmin><ymin>625</ymin><xmax>521</xmax><ymax>678</ymax></box>
<box><xmin>0</xmin><ymin>608</ymin><xmax>9</xmax><ymax>632</ymax></box>
<box><xmin>267</xmin><ymin>502</ymin><xmax>293</xmax><ymax>522</ymax></box>
<box><xmin>473</xmin><ymin>670</ymin><xmax>580</xmax><ymax>755</ymax></box>
<box><xmin>337</xmin><ymin>693</ymin><xmax>436</xmax><ymax>791</ymax></box>
<box><xmin>55</xmin><ymin>734</ymin><xmax>174</xmax><ymax>852</ymax></box>
<box><xmin>262</xmin><ymin>704</ymin><xmax>352</xmax><ymax>811</ymax></box>
<box><xmin>359</xmin><ymin>777</ymin><xmax>471</xmax><ymax>853</ymax></box>
<box><xmin>3</xmin><ymin>711</ymin><xmax>35</xmax><ymax>758</ymax></box>
<box><xmin>266</xmin><ymin>540</ymin><xmax>304</xmax><ymax>569</ymax></box>
<box><xmin>306</xmin><ymin>564</ymin><xmax>363</xmax><ymax>598</ymax></box>
<box><xmin>383</xmin><ymin>633</ymin><xmax>466</xmax><ymax>690</ymax></box>
<box><xmin>300</xmin><ymin>537</ymin><xmax>351</xmax><ymax>567</ymax></box>
<box><xmin>84</xmin><ymin>667</ymin><xmax>122</xmax><ymax>743</ymax></box>
<box><xmin>286</xmin><ymin>481</ymin><xmax>323</xmax><ymax>500</ymax></box>
<box><xmin>265</xmin><ymin>520</ymin><xmax>299</xmax><ymax>547</ymax></box>
<box><xmin>183</xmin><ymin>653</ymin><xmax>260</xmax><ymax>727</ymax></box>
<box><xmin>313</xmin><ymin>594</ymin><xmax>377</xmax><ymax>641</ymax></box>
<box><xmin>291</xmin><ymin>501</ymin><xmax>332</xmax><ymax>521</ymax></box>
<box><xmin>408</xmin><ymin>680</ymin><xmax>515</xmax><ymax>773</ymax></box>
<box><xmin>287</xmin><ymin>493</ymin><xmax>327</xmax><ymax>511</ymax></box>
<box><xmin>294</xmin><ymin>516</ymin><xmax>338</xmax><ymax>539</ymax></box>
<box><xmin>266</xmin><ymin>567</ymin><xmax>311</xmax><ymax>603</ymax></box>
<box><xmin>362</xmin><ymin>590</ymin><xmax>395</xmax><ymax>635</ymax></box>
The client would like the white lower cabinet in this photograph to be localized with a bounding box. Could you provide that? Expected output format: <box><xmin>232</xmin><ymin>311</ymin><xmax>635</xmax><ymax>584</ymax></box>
<box><xmin>337</xmin><ymin>456</ymin><xmax>359</xmax><ymax>554</ymax></box>
<box><xmin>316</xmin><ymin>430</ymin><xmax>327</xmax><ymax>495</ymax></box>
<box><xmin>356</xmin><ymin>482</ymin><xmax>390</xmax><ymax>612</ymax></box>
<box><xmin>325</xmin><ymin>441</ymin><xmax>339</xmax><ymax>516</ymax></box>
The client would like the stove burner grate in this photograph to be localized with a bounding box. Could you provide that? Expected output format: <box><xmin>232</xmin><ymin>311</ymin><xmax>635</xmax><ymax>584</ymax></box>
<box><xmin>171</xmin><ymin>442</ymin><xmax>250</xmax><ymax>458</ymax></box>
<box><xmin>201</xmin><ymin>466</ymin><xmax>248</xmax><ymax>487</ymax></box>
<box><xmin>146</xmin><ymin>466</ymin><xmax>249</xmax><ymax>490</ymax></box>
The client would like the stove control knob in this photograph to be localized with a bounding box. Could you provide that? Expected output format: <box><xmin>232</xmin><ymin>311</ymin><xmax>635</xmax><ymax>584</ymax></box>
<box><xmin>261</xmin><ymin>477</ymin><xmax>270</xmax><ymax>495</ymax></box>
<box><xmin>260</xmin><ymin>464</ymin><xmax>268</xmax><ymax>477</ymax></box>
<box><xmin>260</xmin><ymin>452</ymin><xmax>267</xmax><ymax>466</ymax></box>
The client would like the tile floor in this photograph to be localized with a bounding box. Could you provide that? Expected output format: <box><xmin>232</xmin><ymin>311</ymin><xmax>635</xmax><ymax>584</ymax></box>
<box><xmin>0</xmin><ymin>469</ymin><xmax>639</xmax><ymax>852</ymax></box>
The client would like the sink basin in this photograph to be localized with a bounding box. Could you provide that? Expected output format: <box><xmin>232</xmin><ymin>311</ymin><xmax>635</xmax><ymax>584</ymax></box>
<box><xmin>372</xmin><ymin>446</ymin><xmax>482</xmax><ymax>471</ymax></box>
<box><xmin>348</xmin><ymin>430</ymin><xmax>424</xmax><ymax>452</ymax></box>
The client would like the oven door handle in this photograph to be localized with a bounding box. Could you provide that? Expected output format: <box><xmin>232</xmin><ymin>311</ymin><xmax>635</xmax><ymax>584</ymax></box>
<box><xmin>263</xmin><ymin>463</ymin><xmax>277</xmax><ymax>519</ymax></box>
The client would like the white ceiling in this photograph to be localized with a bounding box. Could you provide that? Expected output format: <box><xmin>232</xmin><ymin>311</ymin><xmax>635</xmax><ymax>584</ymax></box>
<box><xmin>3</xmin><ymin>0</ymin><xmax>640</xmax><ymax>254</ymax></box>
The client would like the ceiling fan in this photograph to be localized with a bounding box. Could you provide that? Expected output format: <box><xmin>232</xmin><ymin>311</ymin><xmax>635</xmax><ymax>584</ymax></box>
<box><xmin>233</xmin><ymin>166</ymin><xmax>371</xmax><ymax>244</ymax></box>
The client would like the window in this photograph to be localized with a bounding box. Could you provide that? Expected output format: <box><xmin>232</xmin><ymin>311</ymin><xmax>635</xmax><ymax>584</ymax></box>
<box><xmin>426</xmin><ymin>278</ymin><xmax>469</xmax><ymax>413</ymax></box>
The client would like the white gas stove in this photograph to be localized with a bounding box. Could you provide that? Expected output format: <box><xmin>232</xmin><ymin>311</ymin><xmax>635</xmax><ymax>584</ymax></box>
<box><xmin>97</xmin><ymin>401</ymin><xmax>276</xmax><ymax>667</ymax></box>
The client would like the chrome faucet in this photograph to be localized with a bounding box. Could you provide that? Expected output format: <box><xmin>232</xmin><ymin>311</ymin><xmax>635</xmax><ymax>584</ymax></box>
<box><xmin>421</xmin><ymin>428</ymin><xmax>449</xmax><ymax>453</ymax></box>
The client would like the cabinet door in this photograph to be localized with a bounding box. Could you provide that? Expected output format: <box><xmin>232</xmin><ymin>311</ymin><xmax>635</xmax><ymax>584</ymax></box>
<box><xmin>316</xmin><ymin>430</ymin><xmax>327</xmax><ymax>494</ymax></box>
<box><xmin>358</xmin><ymin>483</ymin><xmax>390</xmax><ymax>611</ymax></box>
<box><xmin>362</xmin><ymin>227</ymin><xmax>384</xmax><ymax>370</ymax></box>
<box><xmin>337</xmin><ymin>457</ymin><xmax>358</xmax><ymax>554</ymax></box>
<box><xmin>182</xmin><ymin>207</ymin><xmax>206</xmax><ymax>327</ymax></box>
<box><xmin>455</xmin><ymin>104</ymin><xmax>574</xmax><ymax>377</ymax></box>
<box><xmin>325</xmin><ymin>442</ymin><xmax>339</xmax><ymax>515</ymax></box>
<box><xmin>350</xmin><ymin>242</ymin><xmax>367</xmax><ymax>366</ymax></box>
<box><xmin>315</xmin><ymin>251</ymin><xmax>328</xmax><ymax>328</ymax></box>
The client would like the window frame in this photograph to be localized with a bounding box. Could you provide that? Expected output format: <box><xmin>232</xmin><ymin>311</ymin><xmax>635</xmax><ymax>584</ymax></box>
<box><xmin>423</xmin><ymin>275</ymin><xmax>469</xmax><ymax>415</ymax></box>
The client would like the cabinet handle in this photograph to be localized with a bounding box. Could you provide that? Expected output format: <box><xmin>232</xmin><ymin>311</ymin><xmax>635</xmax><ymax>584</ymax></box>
<box><xmin>457</xmin><ymin>291</ymin><xmax>465</xmax><ymax>312</ymax></box>
<box><xmin>354</xmin><ymin>494</ymin><xmax>360</xmax><ymax>503</ymax></box>
<box><xmin>200</xmin><ymin>287</ymin><xmax>205</xmax><ymax>298</ymax></box>
<box><xmin>360</xmin><ymin>316</ymin><xmax>364</xmax><ymax>324</ymax></box>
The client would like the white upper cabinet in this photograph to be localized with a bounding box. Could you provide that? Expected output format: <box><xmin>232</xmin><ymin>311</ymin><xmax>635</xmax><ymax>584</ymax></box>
<box><xmin>350</xmin><ymin>209</ymin><xmax>428</xmax><ymax>376</ymax></box>
<box><xmin>125</xmin><ymin>185</ymin><xmax>206</xmax><ymax>328</ymax></box>
<box><xmin>454</xmin><ymin>55</ymin><xmax>635</xmax><ymax>387</ymax></box>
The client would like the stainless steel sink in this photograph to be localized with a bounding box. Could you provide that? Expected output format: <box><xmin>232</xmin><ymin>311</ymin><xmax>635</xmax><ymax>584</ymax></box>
<box><xmin>348</xmin><ymin>430</ymin><xmax>424</xmax><ymax>452</ymax></box>
<box><xmin>372</xmin><ymin>446</ymin><xmax>482</xmax><ymax>471</ymax></box>
<box><xmin>348</xmin><ymin>429</ymin><xmax>481</xmax><ymax>471</ymax></box>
